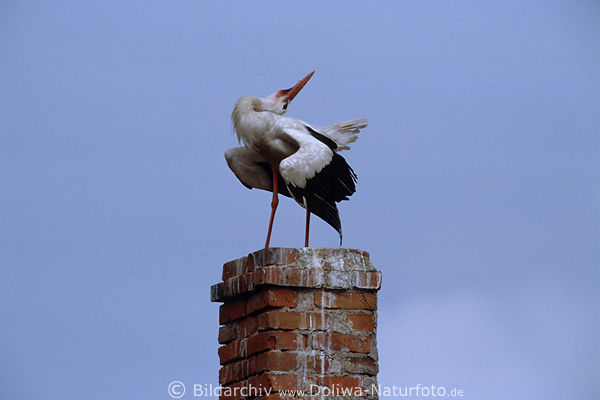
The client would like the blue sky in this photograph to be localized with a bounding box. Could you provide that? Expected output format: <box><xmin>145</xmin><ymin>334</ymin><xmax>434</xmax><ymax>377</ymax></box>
<box><xmin>1</xmin><ymin>1</ymin><xmax>598</xmax><ymax>399</ymax></box>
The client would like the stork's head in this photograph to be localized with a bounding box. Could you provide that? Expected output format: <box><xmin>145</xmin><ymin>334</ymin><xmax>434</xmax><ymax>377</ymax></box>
<box><xmin>259</xmin><ymin>71</ymin><xmax>314</xmax><ymax>115</ymax></box>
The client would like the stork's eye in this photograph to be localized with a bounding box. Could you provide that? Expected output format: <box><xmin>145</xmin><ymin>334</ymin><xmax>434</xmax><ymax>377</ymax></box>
<box><xmin>282</xmin><ymin>102</ymin><xmax>288</xmax><ymax>110</ymax></box>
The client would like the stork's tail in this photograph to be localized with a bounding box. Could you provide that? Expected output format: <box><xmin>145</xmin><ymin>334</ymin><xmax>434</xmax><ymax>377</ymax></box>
<box><xmin>317</xmin><ymin>118</ymin><xmax>368</xmax><ymax>151</ymax></box>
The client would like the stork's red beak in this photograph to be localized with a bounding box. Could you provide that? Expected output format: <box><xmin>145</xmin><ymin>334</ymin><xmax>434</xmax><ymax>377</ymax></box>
<box><xmin>276</xmin><ymin>71</ymin><xmax>315</xmax><ymax>101</ymax></box>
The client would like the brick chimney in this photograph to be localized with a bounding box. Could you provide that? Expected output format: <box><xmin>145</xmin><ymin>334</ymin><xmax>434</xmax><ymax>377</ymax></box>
<box><xmin>211</xmin><ymin>247</ymin><xmax>382</xmax><ymax>400</ymax></box>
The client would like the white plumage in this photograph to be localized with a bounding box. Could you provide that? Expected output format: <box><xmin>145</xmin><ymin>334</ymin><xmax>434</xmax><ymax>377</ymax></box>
<box><xmin>225</xmin><ymin>71</ymin><xmax>367</xmax><ymax>248</ymax></box>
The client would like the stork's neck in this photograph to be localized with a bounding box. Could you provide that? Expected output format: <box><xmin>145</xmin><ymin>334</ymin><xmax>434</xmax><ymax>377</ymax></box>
<box><xmin>231</xmin><ymin>96</ymin><xmax>275</xmax><ymax>147</ymax></box>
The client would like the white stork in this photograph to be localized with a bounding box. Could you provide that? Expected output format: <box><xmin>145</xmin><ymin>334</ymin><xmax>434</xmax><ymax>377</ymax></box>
<box><xmin>225</xmin><ymin>71</ymin><xmax>367</xmax><ymax>248</ymax></box>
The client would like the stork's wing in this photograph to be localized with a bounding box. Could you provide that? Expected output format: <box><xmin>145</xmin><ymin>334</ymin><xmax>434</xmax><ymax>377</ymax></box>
<box><xmin>276</xmin><ymin>121</ymin><xmax>334</xmax><ymax>189</ymax></box>
<box><xmin>224</xmin><ymin>147</ymin><xmax>292</xmax><ymax>197</ymax></box>
<box><xmin>275</xmin><ymin>121</ymin><xmax>357</xmax><ymax>242</ymax></box>
<box><xmin>315</xmin><ymin>118</ymin><xmax>368</xmax><ymax>151</ymax></box>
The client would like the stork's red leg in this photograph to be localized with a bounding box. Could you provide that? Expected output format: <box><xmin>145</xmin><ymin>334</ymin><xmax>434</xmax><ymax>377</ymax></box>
<box><xmin>304</xmin><ymin>209</ymin><xmax>310</xmax><ymax>247</ymax></box>
<box><xmin>265</xmin><ymin>167</ymin><xmax>279</xmax><ymax>248</ymax></box>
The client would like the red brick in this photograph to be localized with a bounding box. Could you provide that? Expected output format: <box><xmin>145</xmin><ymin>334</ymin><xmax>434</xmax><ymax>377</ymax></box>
<box><xmin>253</xmin><ymin>266</ymin><xmax>323</xmax><ymax>288</ymax></box>
<box><xmin>247</xmin><ymin>250</ymin><xmax>264</xmax><ymax>269</ymax></box>
<box><xmin>307</xmin><ymin>312</ymin><xmax>330</xmax><ymax>330</ymax></box>
<box><xmin>248</xmin><ymin>373</ymin><xmax>297</xmax><ymax>392</ymax></box>
<box><xmin>313</xmin><ymin>332</ymin><xmax>373</xmax><ymax>353</ymax></box>
<box><xmin>242</xmin><ymin>252</ymin><xmax>257</xmax><ymax>272</ymax></box>
<box><xmin>219</xmin><ymin>389</ymin><xmax>239</xmax><ymax>400</ymax></box>
<box><xmin>315</xmin><ymin>375</ymin><xmax>361</xmax><ymax>390</ymax></box>
<box><xmin>214</xmin><ymin>271</ymin><xmax>266</xmax><ymax>301</ymax></box>
<box><xmin>218</xmin><ymin>365</ymin><xmax>227</xmax><ymax>384</ymax></box>
<box><xmin>271</xmin><ymin>331</ymin><xmax>298</xmax><ymax>350</ymax></box>
<box><xmin>282</xmin><ymin>311</ymin><xmax>306</xmax><ymax>329</ymax></box>
<box><xmin>314</xmin><ymin>291</ymin><xmax>377</xmax><ymax>310</ymax></box>
<box><xmin>349</xmin><ymin>248</ymin><xmax>370</xmax><ymax>259</ymax></box>
<box><xmin>219</xmin><ymin>352</ymin><xmax>298</xmax><ymax>385</ymax></box>
<box><xmin>252</xmin><ymin>267</ymin><xmax>281</xmax><ymax>287</ymax></box>
<box><xmin>258</xmin><ymin>311</ymin><xmax>301</xmax><ymax>330</ymax></box>
<box><xmin>255</xmin><ymin>351</ymin><xmax>297</xmax><ymax>372</ymax></box>
<box><xmin>263</xmin><ymin>247</ymin><xmax>299</xmax><ymax>266</ymax></box>
<box><xmin>219</xmin><ymin>297</ymin><xmax>246</xmax><ymax>324</ymax></box>
<box><xmin>304</xmin><ymin>353</ymin><xmax>331</xmax><ymax>372</ymax></box>
<box><xmin>346</xmin><ymin>313</ymin><xmax>375</xmax><ymax>331</ymax></box>
<box><xmin>257</xmin><ymin>311</ymin><xmax>329</xmax><ymax>331</ymax></box>
<box><xmin>219</xmin><ymin>331</ymin><xmax>299</xmax><ymax>365</ymax></box>
<box><xmin>220</xmin><ymin>289</ymin><xmax>300</xmax><ymax>325</ymax></box>
<box><xmin>218</xmin><ymin>324</ymin><xmax>238</xmax><ymax>344</ymax></box>
<box><xmin>246</xmin><ymin>332</ymin><xmax>276</xmax><ymax>356</ymax></box>
<box><xmin>218</xmin><ymin>339</ymin><xmax>240</xmax><ymax>364</ymax></box>
<box><xmin>239</xmin><ymin>315</ymin><xmax>258</xmax><ymax>338</ymax></box>
<box><xmin>220</xmin><ymin>248</ymin><xmax>299</xmax><ymax>283</ymax></box>
<box><xmin>247</xmin><ymin>331</ymin><xmax>297</xmax><ymax>356</ymax></box>
<box><xmin>215</xmin><ymin>250</ymin><xmax>381</xmax><ymax>400</ymax></box>
<box><xmin>246</xmin><ymin>288</ymin><xmax>298</xmax><ymax>314</ymax></box>
<box><xmin>299</xmin><ymin>334</ymin><xmax>308</xmax><ymax>350</ymax></box>
<box><xmin>353</xmin><ymin>271</ymin><xmax>382</xmax><ymax>289</ymax></box>
<box><xmin>264</xmin><ymin>288</ymin><xmax>298</xmax><ymax>308</ymax></box>
<box><xmin>219</xmin><ymin>380</ymin><xmax>246</xmax><ymax>400</ymax></box>
<box><xmin>219</xmin><ymin>359</ymin><xmax>255</xmax><ymax>385</ymax></box>
<box><xmin>344</xmin><ymin>356</ymin><xmax>379</xmax><ymax>375</ymax></box>
<box><xmin>222</xmin><ymin>258</ymin><xmax>243</xmax><ymax>280</ymax></box>
<box><xmin>238</xmin><ymin>273</ymin><xmax>253</xmax><ymax>293</ymax></box>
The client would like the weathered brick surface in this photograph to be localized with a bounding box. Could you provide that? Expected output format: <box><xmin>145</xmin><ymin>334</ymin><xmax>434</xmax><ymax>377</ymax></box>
<box><xmin>211</xmin><ymin>248</ymin><xmax>380</xmax><ymax>302</ymax></box>
<box><xmin>218</xmin><ymin>324</ymin><xmax>237</xmax><ymax>344</ymax></box>
<box><xmin>316</xmin><ymin>375</ymin><xmax>361</xmax><ymax>389</ymax></box>
<box><xmin>344</xmin><ymin>356</ymin><xmax>379</xmax><ymax>375</ymax></box>
<box><xmin>246</xmin><ymin>288</ymin><xmax>298</xmax><ymax>314</ymax></box>
<box><xmin>219</xmin><ymin>351</ymin><xmax>299</xmax><ymax>385</ymax></box>
<box><xmin>314</xmin><ymin>291</ymin><xmax>377</xmax><ymax>310</ymax></box>
<box><xmin>219</xmin><ymin>288</ymin><xmax>298</xmax><ymax>325</ymax></box>
<box><xmin>219</xmin><ymin>297</ymin><xmax>246</xmax><ymax>325</ymax></box>
<box><xmin>347</xmin><ymin>313</ymin><xmax>375</xmax><ymax>331</ymax></box>
<box><xmin>258</xmin><ymin>310</ymin><xmax>330</xmax><ymax>331</ymax></box>
<box><xmin>248</xmin><ymin>373</ymin><xmax>298</xmax><ymax>392</ymax></box>
<box><xmin>312</xmin><ymin>332</ymin><xmax>374</xmax><ymax>353</ymax></box>
<box><xmin>305</xmin><ymin>353</ymin><xmax>332</xmax><ymax>372</ymax></box>
<box><xmin>239</xmin><ymin>315</ymin><xmax>258</xmax><ymax>338</ymax></box>
<box><xmin>218</xmin><ymin>331</ymin><xmax>299</xmax><ymax>364</ymax></box>
<box><xmin>213</xmin><ymin>248</ymin><xmax>381</xmax><ymax>400</ymax></box>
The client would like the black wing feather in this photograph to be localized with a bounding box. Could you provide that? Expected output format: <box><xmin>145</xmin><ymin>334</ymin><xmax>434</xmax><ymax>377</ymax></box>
<box><xmin>285</xmin><ymin>152</ymin><xmax>357</xmax><ymax>243</ymax></box>
<box><xmin>305</xmin><ymin>125</ymin><xmax>338</xmax><ymax>150</ymax></box>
